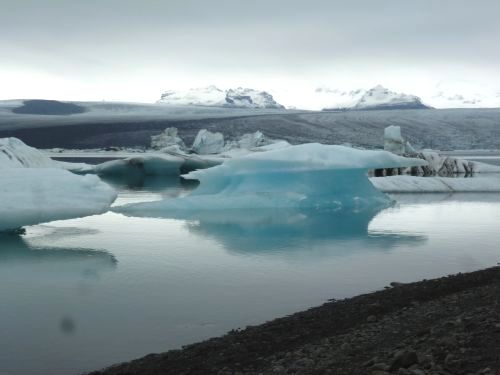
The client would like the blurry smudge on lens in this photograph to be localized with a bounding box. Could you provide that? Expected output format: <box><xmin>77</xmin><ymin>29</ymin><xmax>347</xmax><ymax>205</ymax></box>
<box><xmin>60</xmin><ymin>316</ymin><xmax>76</xmax><ymax>335</ymax></box>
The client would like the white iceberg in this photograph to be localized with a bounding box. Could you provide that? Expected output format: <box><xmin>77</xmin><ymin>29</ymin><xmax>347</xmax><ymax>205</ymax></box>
<box><xmin>116</xmin><ymin>144</ymin><xmax>426</xmax><ymax>213</ymax></box>
<box><xmin>1</xmin><ymin>137</ymin><xmax>117</xmax><ymax>231</ymax></box>
<box><xmin>0</xmin><ymin>169</ymin><xmax>116</xmax><ymax>232</ymax></box>
<box><xmin>0</xmin><ymin>137</ymin><xmax>92</xmax><ymax>173</ymax></box>
<box><xmin>384</xmin><ymin>125</ymin><xmax>406</xmax><ymax>155</ymax></box>
<box><xmin>152</xmin><ymin>128</ymin><xmax>291</xmax><ymax>170</ymax></box>
<box><xmin>380</xmin><ymin>127</ymin><xmax>500</xmax><ymax>175</ymax></box>
<box><xmin>191</xmin><ymin>129</ymin><xmax>225</xmax><ymax>155</ymax></box>
<box><xmin>413</xmin><ymin>151</ymin><xmax>500</xmax><ymax>175</ymax></box>
<box><xmin>1</xmin><ymin>137</ymin><xmax>59</xmax><ymax>168</ymax></box>
<box><xmin>150</xmin><ymin>127</ymin><xmax>187</xmax><ymax>151</ymax></box>
<box><xmin>224</xmin><ymin>130</ymin><xmax>274</xmax><ymax>151</ymax></box>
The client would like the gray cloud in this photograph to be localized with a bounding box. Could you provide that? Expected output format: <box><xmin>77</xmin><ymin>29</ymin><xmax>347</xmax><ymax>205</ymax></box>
<box><xmin>1</xmin><ymin>0</ymin><xmax>499</xmax><ymax>100</ymax></box>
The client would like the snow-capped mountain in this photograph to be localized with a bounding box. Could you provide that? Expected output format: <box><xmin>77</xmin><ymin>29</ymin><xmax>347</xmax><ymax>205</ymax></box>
<box><xmin>429</xmin><ymin>82</ymin><xmax>500</xmax><ymax>109</ymax></box>
<box><xmin>225</xmin><ymin>88</ymin><xmax>284</xmax><ymax>109</ymax></box>
<box><xmin>158</xmin><ymin>86</ymin><xmax>226</xmax><ymax>107</ymax></box>
<box><xmin>321</xmin><ymin>85</ymin><xmax>431</xmax><ymax>111</ymax></box>
<box><xmin>354</xmin><ymin>85</ymin><xmax>430</xmax><ymax>110</ymax></box>
<box><xmin>314</xmin><ymin>88</ymin><xmax>365</xmax><ymax>110</ymax></box>
<box><xmin>158</xmin><ymin>86</ymin><xmax>285</xmax><ymax>109</ymax></box>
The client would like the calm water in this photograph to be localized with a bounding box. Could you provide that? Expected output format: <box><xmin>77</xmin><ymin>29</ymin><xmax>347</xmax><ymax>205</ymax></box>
<box><xmin>1</xmin><ymin>175</ymin><xmax>500</xmax><ymax>375</ymax></box>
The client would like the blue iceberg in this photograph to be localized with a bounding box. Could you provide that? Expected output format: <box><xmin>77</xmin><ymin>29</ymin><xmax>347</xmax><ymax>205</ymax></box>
<box><xmin>116</xmin><ymin>144</ymin><xmax>426</xmax><ymax>213</ymax></box>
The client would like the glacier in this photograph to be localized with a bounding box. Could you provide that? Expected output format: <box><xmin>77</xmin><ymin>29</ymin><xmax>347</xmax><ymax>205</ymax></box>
<box><xmin>1</xmin><ymin>137</ymin><xmax>116</xmax><ymax>232</ymax></box>
<box><xmin>115</xmin><ymin>144</ymin><xmax>426</xmax><ymax>214</ymax></box>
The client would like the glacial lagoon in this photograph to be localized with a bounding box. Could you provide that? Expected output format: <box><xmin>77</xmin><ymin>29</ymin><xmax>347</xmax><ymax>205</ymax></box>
<box><xmin>1</xmin><ymin>174</ymin><xmax>500</xmax><ymax>375</ymax></box>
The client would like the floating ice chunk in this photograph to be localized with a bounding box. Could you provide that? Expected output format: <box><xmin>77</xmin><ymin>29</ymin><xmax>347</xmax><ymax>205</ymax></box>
<box><xmin>384</xmin><ymin>125</ymin><xmax>405</xmax><ymax>155</ymax></box>
<box><xmin>406</xmin><ymin>151</ymin><xmax>500</xmax><ymax>176</ymax></box>
<box><xmin>253</xmin><ymin>140</ymin><xmax>292</xmax><ymax>152</ymax></box>
<box><xmin>370</xmin><ymin>175</ymin><xmax>500</xmax><ymax>193</ymax></box>
<box><xmin>1</xmin><ymin>137</ymin><xmax>116</xmax><ymax>231</ymax></box>
<box><xmin>1</xmin><ymin>137</ymin><xmax>60</xmax><ymax>168</ymax></box>
<box><xmin>150</xmin><ymin>127</ymin><xmax>187</xmax><ymax>151</ymax></box>
<box><xmin>93</xmin><ymin>155</ymin><xmax>184</xmax><ymax>176</ymax></box>
<box><xmin>191</xmin><ymin>129</ymin><xmax>225</xmax><ymax>154</ymax></box>
<box><xmin>0</xmin><ymin>169</ymin><xmax>116</xmax><ymax>232</ymax></box>
<box><xmin>222</xmin><ymin>131</ymin><xmax>287</xmax><ymax>153</ymax></box>
<box><xmin>0</xmin><ymin>137</ymin><xmax>91</xmax><ymax>172</ymax></box>
<box><xmin>471</xmin><ymin>161</ymin><xmax>500</xmax><ymax>173</ymax></box>
<box><xmin>405</xmin><ymin>141</ymin><xmax>416</xmax><ymax>154</ymax></box>
<box><xmin>116</xmin><ymin>144</ymin><xmax>426</xmax><ymax>213</ymax></box>
<box><xmin>235</xmin><ymin>131</ymin><xmax>271</xmax><ymax>149</ymax></box>
<box><xmin>159</xmin><ymin>144</ymin><xmax>187</xmax><ymax>155</ymax></box>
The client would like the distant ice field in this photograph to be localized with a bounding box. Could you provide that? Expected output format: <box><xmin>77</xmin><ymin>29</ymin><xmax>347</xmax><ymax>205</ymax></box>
<box><xmin>1</xmin><ymin>101</ymin><xmax>500</xmax><ymax>150</ymax></box>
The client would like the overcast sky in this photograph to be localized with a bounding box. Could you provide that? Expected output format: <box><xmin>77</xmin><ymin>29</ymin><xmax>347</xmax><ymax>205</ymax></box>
<box><xmin>1</xmin><ymin>0</ymin><xmax>499</xmax><ymax>106</ymax></box>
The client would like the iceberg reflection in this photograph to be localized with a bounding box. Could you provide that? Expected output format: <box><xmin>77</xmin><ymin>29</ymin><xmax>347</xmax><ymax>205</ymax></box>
<box><xmin>0</xmin><ymin>230</ymin><xmax>117</xmax><ymax>280</ymax></box>
<box><xmin>119</xmin><ymin>206</ymin><xmax>427</xmax><ymax>255</ymax></box>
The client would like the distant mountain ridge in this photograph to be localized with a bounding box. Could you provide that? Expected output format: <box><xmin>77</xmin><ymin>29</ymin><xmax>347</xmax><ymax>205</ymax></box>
<box><xmin>321</xmin><ymin>85</ymin><xmax>431</xmax><ymax>111</ymax></box>
<box><xmin>158</xmin><ymin>86</ymin><xmax>285</xmax><ymax>109</ymax></box>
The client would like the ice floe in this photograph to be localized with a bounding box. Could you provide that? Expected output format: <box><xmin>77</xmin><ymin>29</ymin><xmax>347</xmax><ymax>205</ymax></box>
<box><xmin>370</xmin><ymin>175</ymin><xmax>500</xmax><ymax>193</ymax></box>
<box><xmin>0</xmin><ymin>137</ymin><xmax>92</xmax><ymax>173</ymax></box>
<box><xmin>1</xmin><ymin>137</ymin><xmax>116</xmax><ymax>231</ymax></box>
<box><xmin>0</xmin><ymin>169</ymin><xmax>116</xmax><ymax>232</ymax></box>
<box><xmin>150</xmin><ymin>127</ymin><xmax>187</xmax><ymax>151</ymax></box>
<box><xmin>191</xmin><ymin>129</ymin><xmax>225</xmax><ymax>155</ymax></box>
<box><xmin>384</xmin><ymin>125</ymin><xmax>406</xmax><ymax>155</ymax></box>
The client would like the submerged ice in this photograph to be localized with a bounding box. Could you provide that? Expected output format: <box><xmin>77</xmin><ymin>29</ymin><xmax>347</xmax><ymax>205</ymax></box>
<box><xmin>116</xmin><ymin>143</ymin><xmax>426</xmax><ymax>213</ymax></box>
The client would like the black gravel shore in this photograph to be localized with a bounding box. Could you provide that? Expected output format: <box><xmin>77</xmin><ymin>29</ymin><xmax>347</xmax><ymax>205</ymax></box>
<box><xmin>90</xmin><ymin>267</ymin><xmax>500</xmax><ymax>375</ymax></box>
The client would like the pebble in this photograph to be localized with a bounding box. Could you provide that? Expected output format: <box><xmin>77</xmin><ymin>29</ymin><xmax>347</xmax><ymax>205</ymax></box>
<box><xmin>390</xmin><ymin>350</ymin><xmax>419</xmax><ymax>371</ymax></box>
